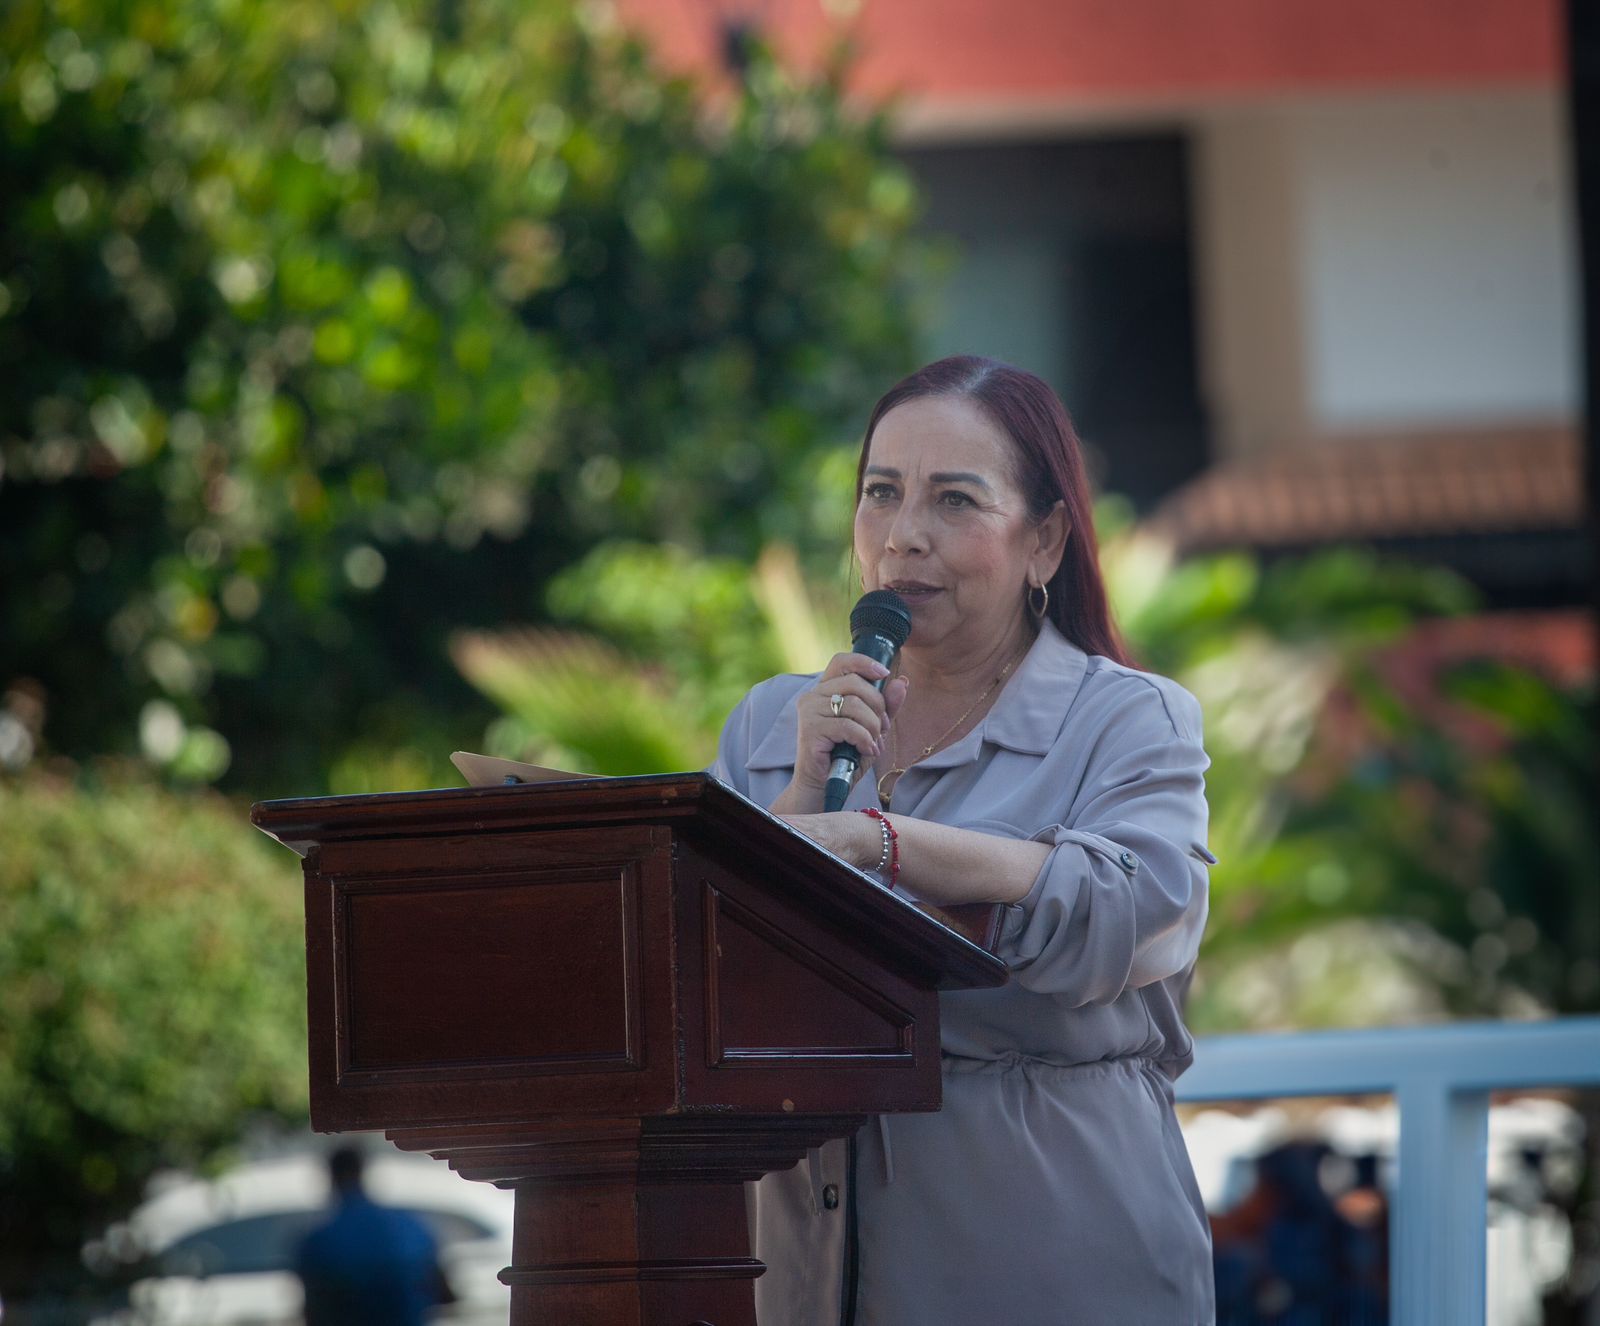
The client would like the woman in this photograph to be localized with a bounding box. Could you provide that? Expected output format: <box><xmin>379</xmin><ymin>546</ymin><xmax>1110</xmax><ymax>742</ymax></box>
<box><xmin>710</xmin><ymin>356</ymin><xmax>1215</xmax><ymax>1324</ymax></box>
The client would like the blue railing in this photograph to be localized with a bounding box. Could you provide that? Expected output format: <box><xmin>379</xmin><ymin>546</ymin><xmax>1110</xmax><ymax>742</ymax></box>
<box><xmin>1176</xmin><ymin>1016</ymin><xmax>1600</xmax><ymax>1326</ymax></box>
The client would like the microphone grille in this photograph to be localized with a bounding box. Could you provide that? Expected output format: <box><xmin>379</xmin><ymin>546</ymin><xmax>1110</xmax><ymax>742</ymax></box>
<box><xmin>850</xmin><ymin>590</ymin><xmax>913</xmax><ymax>648</ymax></box>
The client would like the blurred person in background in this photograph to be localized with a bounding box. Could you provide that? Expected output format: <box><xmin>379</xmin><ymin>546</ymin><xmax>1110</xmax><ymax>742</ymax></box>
<box><xmin>1212</xmin><ymin>1141</ymin><xmax>1388</xmax><ymax>1325</ymax></box>
<box><xmin>295</xmin><ymin>1147</ymin><xmax>453</xmax><ymax>1326</ymax></box>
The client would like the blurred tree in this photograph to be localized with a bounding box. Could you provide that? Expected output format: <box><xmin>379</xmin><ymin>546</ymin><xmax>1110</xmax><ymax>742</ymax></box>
<box><xmin>0</xmin><ymin>768</ymin><xmax>306</xmax><ymax>1295</ymax></box>
<box><xmin>0</xmin><ymin>0</ymin><xmax>928</xmax><ymax>794</ymax></box>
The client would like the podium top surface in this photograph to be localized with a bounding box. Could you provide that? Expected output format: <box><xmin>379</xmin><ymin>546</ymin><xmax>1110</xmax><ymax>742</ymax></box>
<box><xmin>253</xmin><ymin>772</ymin><xmax>1008</xmax><ymax>992</ymax></box>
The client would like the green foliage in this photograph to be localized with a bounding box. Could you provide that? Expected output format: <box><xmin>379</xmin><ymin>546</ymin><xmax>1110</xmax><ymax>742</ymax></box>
<box><xmin>1107</xmin><ymin>528</ymin><xmax>1470</xmax><ymax>898</ymax></box>
<box><xmin>1101</xmin><ymin>528</ymin><xmax>1596</xmax><ymax>1029</ymax></box>
<box><xmin>1282</xmin><ymin>661</ymin><xmax>1598</xmax><ymax>1015</ymax></box>
<box><xmin>0</xmin><ymin>768</ymin><xmax>306</xmax><ymax>1291</ymax></box>
<box><xmin>0</xmin><ymin>0</ymin><xmax>927</xmax><ymax>793</ymax></box>
<box><xmin>454</xmin><ymin>539</ymin><xmax>849</xmax><ymax>773</ymax></box>
<box><xmin>1111</xmin><ymin>533</ymin><xmax>1475</xmax><ymax>677</ymax></box>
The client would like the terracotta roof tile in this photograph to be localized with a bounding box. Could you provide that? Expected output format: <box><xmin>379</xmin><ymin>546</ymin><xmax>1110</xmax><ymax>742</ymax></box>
<box><xmin>1144</xmin><ymin>425</ymin><xmax>1582</xmax><ymax>554</ymax></box>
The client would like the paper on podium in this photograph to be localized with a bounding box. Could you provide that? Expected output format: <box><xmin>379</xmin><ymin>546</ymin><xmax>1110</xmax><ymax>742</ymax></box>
<box><xmin>450</xmin><ymin>751</ymin><xmax>600</xmax><ymax>788</ymax></box>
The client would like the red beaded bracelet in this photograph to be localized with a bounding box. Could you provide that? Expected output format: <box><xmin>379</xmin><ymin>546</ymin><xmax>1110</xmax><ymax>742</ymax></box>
<box><xmin>858</xmin><ymin>807</ymin><xmax>900</xmax><ymax>889</ymax></box>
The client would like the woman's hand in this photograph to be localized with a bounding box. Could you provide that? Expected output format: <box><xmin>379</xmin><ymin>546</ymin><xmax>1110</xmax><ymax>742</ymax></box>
<box><xmin>779</xmin><ymin>811</ymin><xmax>883</xmax><ymax>872</ymax></box>
<box><xmin>772</xmin><ymin>653</ymin><xmax>909</xmax><ymax>814</ymax></box>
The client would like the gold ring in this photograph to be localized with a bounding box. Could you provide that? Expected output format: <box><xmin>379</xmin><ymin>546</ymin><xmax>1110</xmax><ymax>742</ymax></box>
<box><xmin>830</xmin><ymin>693</ymin><xmax>845</xmax><ymax>717</ymax></box>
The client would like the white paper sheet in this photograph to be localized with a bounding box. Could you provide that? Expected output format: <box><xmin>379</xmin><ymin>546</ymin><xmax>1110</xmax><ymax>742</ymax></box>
<box><xmin>449</xmin><ymin>751</ymin><xmax>599</xmax><ymax>788</ymax></box>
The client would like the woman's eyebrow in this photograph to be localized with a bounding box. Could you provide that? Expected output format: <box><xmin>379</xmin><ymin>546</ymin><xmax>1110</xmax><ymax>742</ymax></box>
<box><xmin>928</xmin><ymin>470</ymin><xmax>994</xmax><ymax>492</ymax></box>
<box><xmin>863</xmin><ymin>464</ymin><xmax>995</xmax><ymax>493</ymax></box>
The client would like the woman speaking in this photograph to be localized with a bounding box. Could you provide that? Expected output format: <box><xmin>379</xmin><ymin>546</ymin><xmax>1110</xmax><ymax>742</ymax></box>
<box><xmin>710</xmin><ymin>356</ymin><xmax>1216</xmax><ymax>1324</ymax></box>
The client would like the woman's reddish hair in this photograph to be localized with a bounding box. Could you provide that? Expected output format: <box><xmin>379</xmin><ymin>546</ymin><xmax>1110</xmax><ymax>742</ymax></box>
<box><xmin>856</xmin><ymin>356</ymin><xmax>1134</xmax><ymax>666</ymax></box>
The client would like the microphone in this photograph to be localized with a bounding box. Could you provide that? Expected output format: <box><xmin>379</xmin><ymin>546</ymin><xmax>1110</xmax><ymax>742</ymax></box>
<box><xmin>822</xmin><ymin>590</ymin><xmax>912</xmax><ymax>813</ymax></box>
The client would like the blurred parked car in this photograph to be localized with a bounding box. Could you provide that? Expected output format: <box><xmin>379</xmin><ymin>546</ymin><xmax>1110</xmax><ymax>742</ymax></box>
<box><xmin>83</xmin><ymin>1149</ymin><xmax>514</xmax><ymax>1325</ymax></box>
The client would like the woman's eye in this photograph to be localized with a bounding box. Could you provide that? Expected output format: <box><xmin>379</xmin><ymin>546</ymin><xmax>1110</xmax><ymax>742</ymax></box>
<box><xmin>863</xmin><ymin>483</ymin><xmax>896</xmax><ymax>500</ymax></box>
<box><xmin>940</xmin><ymin>490</ymin><xmax>975</xmax><ymax>507</ymax></box>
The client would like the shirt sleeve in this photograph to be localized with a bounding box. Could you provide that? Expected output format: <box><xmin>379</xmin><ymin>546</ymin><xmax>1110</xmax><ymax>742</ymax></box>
<box><xmin>997</xmin><ymin>674</ymin><xmax>1213</xmax><ymax>1005</ymax></box>
<box><xmin>707</xmin><ymin>687</ymin><xmax>756</xmax><ymax>796</ymax></box>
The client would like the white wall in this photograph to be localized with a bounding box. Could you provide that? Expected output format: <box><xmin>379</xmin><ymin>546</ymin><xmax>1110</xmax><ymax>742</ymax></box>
<box><xmin>1194</xmin><ymin>88</ymin><xmax>1578</xmax><ymax>456</ymax></box>
<box><xmin>1193</xmin><ymin>111</ymin><xmax>1312</xmax><ymax>455</ymax></box>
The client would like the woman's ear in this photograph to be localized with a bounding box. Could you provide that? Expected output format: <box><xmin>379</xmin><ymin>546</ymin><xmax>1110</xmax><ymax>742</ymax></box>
<box><xmin>1032</xmin><ymin>500</ymin><xmax>1071</xmax><ymax>584</ymax></box>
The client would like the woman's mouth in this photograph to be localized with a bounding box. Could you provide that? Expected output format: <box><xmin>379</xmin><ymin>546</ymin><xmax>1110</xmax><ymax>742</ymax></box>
<box><xmin>886</xmin><ymin>582</ymin><xmax>942</xmax><ymax>606</ymax></box>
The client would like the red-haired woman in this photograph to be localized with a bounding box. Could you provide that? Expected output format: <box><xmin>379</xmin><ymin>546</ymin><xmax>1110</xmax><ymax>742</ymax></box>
<box><xmin>711</xmin><ymin>357</ymin><xmax>1216</xmax><ymax>1323</ymax></box>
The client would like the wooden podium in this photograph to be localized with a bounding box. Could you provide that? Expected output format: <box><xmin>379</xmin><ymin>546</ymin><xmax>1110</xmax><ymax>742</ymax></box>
<box><xmin>252</xmin><ymin>772</ymin><xmax>1007</xmax><ymax>1325</ymax></box>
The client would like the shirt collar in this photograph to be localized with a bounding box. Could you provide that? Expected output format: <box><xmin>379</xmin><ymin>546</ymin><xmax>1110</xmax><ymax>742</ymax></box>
<box><xmin>746</xmin><ymin>620</ymin><xmax>1087</xmax><ymax>772</ymax></box>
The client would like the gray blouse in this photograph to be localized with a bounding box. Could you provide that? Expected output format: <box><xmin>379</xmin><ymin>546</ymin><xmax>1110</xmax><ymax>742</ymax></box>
<box><xmin>711</xmin><ymin>620</ymin><xmax>1217</xmax><ymax>1325</ymax></box>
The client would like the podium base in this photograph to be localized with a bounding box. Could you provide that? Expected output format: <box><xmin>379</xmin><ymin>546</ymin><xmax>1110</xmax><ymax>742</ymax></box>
<box><xmin>389</xmin><ymin>1113</ymin><xmax>867</xmax><ymax>1326</ymax></box>
<box><xmin>505</xmin><ymin>1179</ymin><xmax>759</xmax><ymax>1326</ymax></box>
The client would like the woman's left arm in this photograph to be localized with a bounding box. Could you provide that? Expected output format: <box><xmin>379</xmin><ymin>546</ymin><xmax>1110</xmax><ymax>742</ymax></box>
<box><xmin>785</xmin><ymin>673</ymin><xmax>1213</xmax><ymax>1004</ymax></box>
<box><xmin>777</xmin><ymin>810</ymin><xmax>1045</xmax><ymax>906</ymax></box>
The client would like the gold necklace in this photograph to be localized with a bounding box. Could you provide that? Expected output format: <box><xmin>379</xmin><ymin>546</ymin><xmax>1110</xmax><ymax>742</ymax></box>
<box><xmin>877</xmin><ymin>649</ymin><xmax>1024</xmax><ymax>807</ymax></box>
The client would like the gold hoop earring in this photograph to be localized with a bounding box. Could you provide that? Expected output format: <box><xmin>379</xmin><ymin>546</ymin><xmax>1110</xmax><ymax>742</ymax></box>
<box><xmin>1028</xmin><ymin>582</ymin><xmax>1049</xmax><ymax>619</ymax></box>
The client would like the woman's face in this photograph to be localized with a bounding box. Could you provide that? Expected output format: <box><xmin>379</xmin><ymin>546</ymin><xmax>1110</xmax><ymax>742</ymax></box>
<box><xmin>854</xmin><ymin>395</ymin><xmax>1065</xmax><ymax>663</ymax></box>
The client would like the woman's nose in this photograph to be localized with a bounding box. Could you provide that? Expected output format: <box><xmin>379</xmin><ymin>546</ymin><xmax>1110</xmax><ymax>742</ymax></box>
<box><xmin>885</xmin><ymin>501</ymin><xmax>928</xmax><ymax>555</ymax></box>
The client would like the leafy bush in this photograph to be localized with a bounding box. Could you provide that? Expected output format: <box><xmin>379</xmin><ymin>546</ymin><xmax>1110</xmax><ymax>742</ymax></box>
<box><xmin>0</xmin><ymin>768</ymin><xmax>307</xmax><ymax>1292</ymax></box>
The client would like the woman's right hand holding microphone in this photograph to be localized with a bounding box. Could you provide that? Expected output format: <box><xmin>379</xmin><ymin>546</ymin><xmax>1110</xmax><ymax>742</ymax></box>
<box><xmin>774</xmin><ymin>652</ymin><xmax>909</xmax><ymax>814</ymax></box>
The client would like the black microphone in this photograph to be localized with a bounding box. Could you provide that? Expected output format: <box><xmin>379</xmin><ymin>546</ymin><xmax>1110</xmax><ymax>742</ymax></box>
<box><xmin>822</xmin><ymin>590</ymin><xmax>913</xmax><ymax>813</ymax></box>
